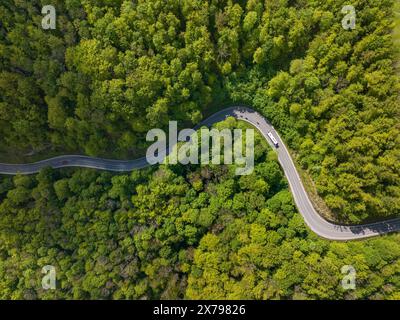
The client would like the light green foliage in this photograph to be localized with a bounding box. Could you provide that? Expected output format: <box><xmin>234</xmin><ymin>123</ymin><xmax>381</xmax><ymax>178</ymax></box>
<box><xmin>0</xmin><ymin>119</ymin><xmax>400</xmax><ymax>300</ymax></box>
<box><xmin>0</xmin><ymin>0</ymin><xmax>399</xmax><ymax>300</ymax></box>
<box><xmin>1</xmin><ymin>0</ymin><xmax>398</xmax><ymax>222</ymax></box>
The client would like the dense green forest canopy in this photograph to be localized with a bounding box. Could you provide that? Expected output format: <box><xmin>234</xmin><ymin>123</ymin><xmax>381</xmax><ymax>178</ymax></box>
<box><xmin>1</xmin><ymin>0</ymin><xmax>399</xmax><ymax>223</ymax></box>
<box><xmin>0</xmin><ymin>0</ymin><xmax>400</xmax><ymax>300</ymax></box>
<box><xmin>1</xmin><ymin>119</ymin><xmax>400</xmax><ymax>300</ymax></box>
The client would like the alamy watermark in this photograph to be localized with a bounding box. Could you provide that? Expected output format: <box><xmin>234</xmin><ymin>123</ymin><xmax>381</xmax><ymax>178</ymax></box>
<box><xmin>41</xmin><ymin>265</ymin><xmax>56</xmax><ymax>290</ymax></box>
<box><xmin>146</xmin><ymin>122</ymin><xmax>255</xmax><ymax>175</ymax></box>
<box><xmin>40</xmin><ymin>5</ymin><xmax>355</xmax><ymax>31</ymax></box>
<box><xmin>342</xmin><ymin>5</ymin><xmax>356</xmax><ymax>30</ymax></box>
<box><xmin>341</xmin><ymin>265</ymin><xmax>356</xmax><ymax>290</ymax></box>
<box><xmin>41</xmin><ymin>5</ymin><xmax>56</xmax><ymax>30</ymax></box>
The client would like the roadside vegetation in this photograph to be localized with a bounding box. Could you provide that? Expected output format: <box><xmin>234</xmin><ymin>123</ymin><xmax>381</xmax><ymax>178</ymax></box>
<box><xmin>0</xmin><ymin>0</ymin><xmax>399</xmax><ymax>299</ymax></box>
<box><xmin>1</xmin><ymin>118</ymin><xmax>400</xmax><ymax>299</ymax></box>
<box><xmin>1</xmin><ymin>0</ymin><xmax>399</xmax><ymax>223</ymax></box>
<box><xmin>394</xmin><ymin>0</ymin><xmax>400</xmax><ymax>72</ymax></box>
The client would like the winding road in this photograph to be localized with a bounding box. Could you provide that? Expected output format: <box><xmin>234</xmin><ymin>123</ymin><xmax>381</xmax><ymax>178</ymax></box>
<box><xmin>1</xmin><ymin>106</ymin><xmax>399</xmax><ymax>241</ymax></box>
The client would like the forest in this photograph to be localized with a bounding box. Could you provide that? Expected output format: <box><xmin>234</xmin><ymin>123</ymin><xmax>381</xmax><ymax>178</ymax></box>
<box><xmin>1</xmin><ymin>0</ymin><xmax>399</xmax><ymax>223</ymax></box>
<box><xmin>0</xmin><ymin>0</ymin><xmax>399</xmax><ymax>299</ymax></box>
<box><xmin>1</xmin><ymin>118</ymin><xmax>400</xmax><ymax>299</ymax></box>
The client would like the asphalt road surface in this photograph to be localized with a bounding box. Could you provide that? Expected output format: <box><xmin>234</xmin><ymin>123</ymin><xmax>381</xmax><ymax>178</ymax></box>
<box><xmin>1</xmin><ymin>106</ymin><xmax>399</xmax><ymax>240</ymax></box>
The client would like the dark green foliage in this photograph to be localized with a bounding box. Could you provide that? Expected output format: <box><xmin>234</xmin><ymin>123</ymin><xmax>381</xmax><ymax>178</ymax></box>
<box><xmin>0</xmin><ymin>0</ymin><xmax>399</xmax><ymax>299</ymax></box>
<box><xmin>0</xmin><ymin>120</ymin><xmax>400</xmax><ymax>299</ymax></box>
<box><xmin>1</xmin><ymin>0</ymin><xmax>398</xmax><ymax>222</ymax></box>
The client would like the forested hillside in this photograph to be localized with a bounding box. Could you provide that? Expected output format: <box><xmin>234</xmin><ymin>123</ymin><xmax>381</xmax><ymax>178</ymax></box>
<box><xmin>0</xmin><ymin>0</ymin><xmax>400</xmax><ymax>300</ymax></box>
<box><xmin>1</xmin><ymin>119</ymin><xmax>400</xmax><ymax>299</ymax></box>
<box><xmin>1</xmin><ymin>0</ymin><xmax>399</xmax><ymax>223</ymax></box>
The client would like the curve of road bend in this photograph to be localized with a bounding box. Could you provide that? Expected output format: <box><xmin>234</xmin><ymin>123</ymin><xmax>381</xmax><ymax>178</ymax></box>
<box><xmin>1</xmin><ymin>106</ymin><xmax>399</xmax><ymax>241</ymax></box>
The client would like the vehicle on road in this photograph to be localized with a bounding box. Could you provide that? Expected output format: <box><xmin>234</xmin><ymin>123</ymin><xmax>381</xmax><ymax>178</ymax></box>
<box><xmin>1</xmin><ymin>106</ymin><xmax>399</xmax><ymax>241</ymax></box>
<box><xmin>267</xmin><ymin>132</ymin><xmax>279</xmax><ymax>148</ymax></box>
